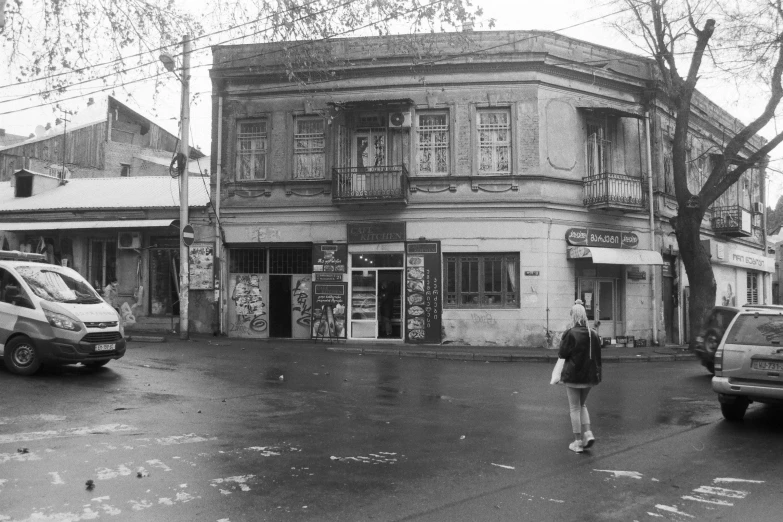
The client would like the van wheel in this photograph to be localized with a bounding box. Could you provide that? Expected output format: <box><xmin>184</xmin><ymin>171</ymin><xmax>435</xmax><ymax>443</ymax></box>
<box><xmin>4</xmin><ymin>337</ymin><xmax>42</xmax><ymax>376</ymax></box>
<box><xmin>83</xmin><ymin>360</ymin><xmax>110</xmax><ymax>368</ymax></box>
<box><xmin>721</xmin><ymin>399</ymin><xmax>749</xmax><ymax>422</ymax></box>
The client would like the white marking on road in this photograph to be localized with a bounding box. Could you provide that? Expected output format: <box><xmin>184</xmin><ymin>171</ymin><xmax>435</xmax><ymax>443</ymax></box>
<box><xmin>594</xmin><ymin>469</ymin><xmax>643</xmax><ymax>479</ymax></box>
<box><xmin>646</xmin><ymin>513</ymin><xmax>664</xmax><ymax>517</ymax></box>
<box><xmin>655</xmin><ymin>504</ymin><xmax>694</xmax><ymax>518</ymax></box>
<box><xmin>491</xmin><ymin>463</ymin><xmax>515</xmax><ymax>470</ymax></box>
<box><xmin>0</xmin><ymin>423</ymin><xmax>134</xmax><ymax>444</ymax></box>
<box><xmin>146</xmin><ymin>459</ymin><xmax>172</xmax><ymax>472</ymax></box>
<box><xmin>682</xmin><ymin>495</ymin><xmax>733</xmax><ymax>506</ymax></box>
<box><xmin>96</xmin><ymin>464</ymin><xmax>133</xmax><ymax>480</ymax></box>
<box><xmin>176</xmin><ymin>491</ymin><xmax>197</xmax><ymax>502</ymax></box>
<box><xmin>246</xmin><ymin>446</ymin><xmax>281</xmax><ymax>456</ymax></box>
<box><xmin>693</xmin><ymin>486</ymin><xmax>748</xmax><ymax>499</ymax></box>
<box><xmin>129</xmin><ymin>499</ymin><xmax>154</xmax><ymax>511</ymax></box>
<box><xmin>156</xmin><ymin>433</ymin><xmax>217</xmax><ymax>445</ymax></box>
<box><xmin>210</xmin><ymin>475</ymin><xmax>256</xmax><ymax>492</ymax></box>
<box><xmin>0</xmin><ymin>451</ymin><xmax>41</xmax><ymax>463</ymax></box>
<box><xmin>714</xmin><ymin>477</ymin><xmax>765</xmax><ymax>484</ymax></box>
<box><xmin>220</xmin><ymin>489</ymin><xmax>232</xmax><ymax>495</ymax></box>
<box><xmin>49</xmin><ymin>472</ymin><xmax>65</xmax><ymax>484</ymax></box>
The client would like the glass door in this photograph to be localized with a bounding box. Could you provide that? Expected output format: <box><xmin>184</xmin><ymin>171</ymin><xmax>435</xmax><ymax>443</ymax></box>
<box><xmin>578</xmin><ymin>278</ymin><xmax>615</xmax><ymax>338</ymax></box>
<box><xmin>351</xmin><ymin>270</ymin><xmax>377</xmax><ymax>338</ymax></box>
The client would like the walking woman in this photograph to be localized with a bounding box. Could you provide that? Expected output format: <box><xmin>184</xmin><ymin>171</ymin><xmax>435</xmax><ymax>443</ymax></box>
<box><xmin>558</xmin><ymin>300</ymin><xmax>602</xmax><ymax>453</ymax></box>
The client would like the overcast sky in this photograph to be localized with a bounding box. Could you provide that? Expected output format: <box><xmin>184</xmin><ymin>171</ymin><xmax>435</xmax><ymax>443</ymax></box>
<box><xmin>2</xmin><ymin>0</ymin><xmax>782</xmax><ymax>202</ymax></box>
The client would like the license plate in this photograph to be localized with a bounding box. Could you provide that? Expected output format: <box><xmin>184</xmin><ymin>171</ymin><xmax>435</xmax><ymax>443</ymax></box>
<box><xmin>751</xmin><ymin>360</ymin><xmax>783</xmax><ymax>371</ymax></box>
<box><xmin>95</xmin><ymin>344</ymin><xmax>115</xmax><ymax>352</ymax></box>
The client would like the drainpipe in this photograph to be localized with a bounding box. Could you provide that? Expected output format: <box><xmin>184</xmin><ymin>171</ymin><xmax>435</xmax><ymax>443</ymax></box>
<box><xmin>645</xmin><ymin>111</ymin><xmax>659</xmax><ymax>345</ymax></box>
<box><xmin>215</xmin><ymin>96</ymin><xmax>224</xmax><ymax>334</ymax></box>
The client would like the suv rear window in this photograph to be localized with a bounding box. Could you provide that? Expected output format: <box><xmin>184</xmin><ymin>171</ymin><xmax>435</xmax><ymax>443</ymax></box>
<box><xmin>725</xmin><ymin>314</ymin><xmax>783</xmax><ymax>346</ymax></box>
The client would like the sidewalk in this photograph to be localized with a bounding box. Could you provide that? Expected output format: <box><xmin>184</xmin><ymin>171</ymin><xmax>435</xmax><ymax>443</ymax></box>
<box><xmin>127</xmin><ymin>333</ymin><xmax>696</xmax><ymax>364</ymax></box>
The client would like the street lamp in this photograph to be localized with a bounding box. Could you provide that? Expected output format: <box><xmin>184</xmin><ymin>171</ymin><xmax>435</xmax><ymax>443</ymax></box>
<box><xmin>160</xmin><ymin>36</ymin><xmax>192</xmax><ymax>340</ymax></box>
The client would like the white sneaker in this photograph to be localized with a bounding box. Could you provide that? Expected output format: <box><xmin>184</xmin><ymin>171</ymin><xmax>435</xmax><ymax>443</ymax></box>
<box><xmin>569</xmin><ymin>440</ymin><xmax>584</xmax><ymax>453</ymax></box>
<box><xmin>583</xmin><ymin>431</ymin><xmax>595</xmax><ymax>449</ymax></box>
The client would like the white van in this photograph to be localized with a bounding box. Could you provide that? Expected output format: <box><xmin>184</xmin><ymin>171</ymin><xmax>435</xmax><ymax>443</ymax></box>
<box><xmin>0</xmin><ymin>251</ymin><xmax>126</xmax><ymax>375</ymax></box>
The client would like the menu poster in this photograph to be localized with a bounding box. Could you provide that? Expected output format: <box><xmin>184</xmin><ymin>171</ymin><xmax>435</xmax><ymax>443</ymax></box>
<box><xmin>311</xmin><ymin>282</ymin><xmax>347</xmax><ymax>339</ymax></box>
<box><xmin>188</xmin><ymin>245</ymin><xmax>214</xmax><ymax>290</ymax></box>
<box><xmin>404</xmin><ymin>241</ymin><xmax>442</xmax><ymax>344</ymax></box>
<box><xmin>312</xmin><ymin>243</ymin><xmax>347</xmax><ymax>273</ymax></box>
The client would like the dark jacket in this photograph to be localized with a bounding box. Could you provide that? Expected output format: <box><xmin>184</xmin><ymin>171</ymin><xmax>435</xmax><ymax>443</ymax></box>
<box><xmin>558</xmin><ymin>325</ymin><xmax>602</xmax><ymax>385</ymax></box>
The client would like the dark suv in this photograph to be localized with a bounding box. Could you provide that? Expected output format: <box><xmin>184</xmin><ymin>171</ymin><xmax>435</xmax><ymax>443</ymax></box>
<box><xmin>712</xmin><ymin>307</ymin><xmax>783</xmax><ymax>421</ymax></box>
<box><xmin>694</xmin><ymin>306</ymin><xmax>739</xmax><ymax>374</ymax></box>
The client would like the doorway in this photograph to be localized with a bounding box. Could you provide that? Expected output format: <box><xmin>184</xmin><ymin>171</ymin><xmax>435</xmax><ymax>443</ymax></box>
<box><xmin>350</xmin><ymin>263</ymin><xmax>402</xmax><ymax>340</ymax></box>
<box><xmin>269</xmin><ymin>275</ymin><xmax>292</xmax><ymax>338</ymax></box>
<box><xmin>150</xmin><ymin>247</ymin><xmax>180</xmax><ymax>316</ymax></box>
<box><xmin>578</xmin><ymin>278</ymin><xmax>616</xmax><ymax>338</ymax></box>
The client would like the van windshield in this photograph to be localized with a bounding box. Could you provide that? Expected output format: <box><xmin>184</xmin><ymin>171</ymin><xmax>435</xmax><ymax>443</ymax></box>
<box><xmin>15</xmin><ymin>266</ymin><xmax>103</xmax><ymax>304</ymax></box>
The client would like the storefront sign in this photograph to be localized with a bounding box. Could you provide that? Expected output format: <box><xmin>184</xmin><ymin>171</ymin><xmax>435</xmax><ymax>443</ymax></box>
<box><xmin>188</xmin><ymin>245</ymin><xmax>214</xmax><ymax>290</ymax></box>
<box><xmin>348</xmin><ymin>222</ymin><xmax>406</xmax><ymax>244</ymax></box>
<box><xmin>627</xmin><ymin>267</ymin><xmax>646</xmax><ymax>280</ymax></box>
<box><xmin>404</xmin><ymin>241</ymin><xmax>442</xmax><ymax>344</ymax></box>
<box><xmin>312</xmin><ymin>243</ymin><xmax>347</xmax><ymax>273</ymax></box>
<box><xmin>311</xmin><ymin>282</ymin><xmax>347</xmax><ymax>339</ymax></box>
<box><xmin>565</xmin><ymin>228</ymin><xmax>639</xmax><ymax>249</ymax></box>
<box><xmin>314</xmin><ymin>273</ymin><xmax>343</xmax><ymax>282</ymax></box>
<box><xmin>715</xmin><ymin>245</ymin><xmax>774</xmax><ymax>273</ymax></box>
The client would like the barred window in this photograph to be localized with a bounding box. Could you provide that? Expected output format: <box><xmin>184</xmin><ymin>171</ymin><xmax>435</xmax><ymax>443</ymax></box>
<box><xmin>229</xmin><ymin>248</ymin><xmax>266</xmax><ymax>273</ymax></box>
<box><xmin>586</xmin><ymin>120</ymin><xmax>613</xmax><ymax>177</ymax></box>
<box><xmin>747</xmin><ymin>272</ymin><xmax>759</xmax><ymax>305</ymax></box>
<box><xmin>663</xmin><ymin>140</ymin><xmax>675</xmax><ymax>195</ymax></box>
<box><xmin>269</xmin><ymin>247</ymin><xmax>312</xmax><ymax>274</ymax></box>
<box><xmin>236</xmin><ymin>120</ymin><xmax>267</xmax><ymax>181</ymax></box>
<box><xmin>445</xmin><ymin>253</ymin><xmax>519</xmax><ymax>308</ymax></box>
<box><xmin>477</xmin><ymin>109</ymin><xmax>511</xmax><ymax>175</ymax></box>
<box><xmin>294</xmin><ymin>117</ymin><xmax>325</xmax><ymax>179</ymax></box>
<box><xmin>417</xmin><ymin>112</ymin><xmax>449</xmax><ymax>175</ymax></box>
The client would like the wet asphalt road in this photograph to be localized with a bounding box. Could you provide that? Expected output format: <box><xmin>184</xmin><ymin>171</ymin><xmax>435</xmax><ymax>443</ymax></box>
<box><xmin>1</xmin><ymin>338</ymin><xmax>782</xmax><ymax>521</ymax></box>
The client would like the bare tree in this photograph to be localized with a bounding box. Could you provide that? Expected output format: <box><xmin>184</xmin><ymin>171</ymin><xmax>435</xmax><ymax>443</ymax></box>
<box><xmin>0</xmin><ymin>0</ymin><xmax>483</xmax><ymax>110</ymax></box>
<box><xmin>613</xmin><ymin>0</ymin><xmax>783</xmax><ymax>344</ymax></box>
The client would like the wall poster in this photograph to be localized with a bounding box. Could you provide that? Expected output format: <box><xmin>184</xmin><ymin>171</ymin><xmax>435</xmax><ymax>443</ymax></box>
<box><xmin>189</xmin><ymin>244</ymin><xmax>214</xmax><ymax>290</ymax></box>
<box><xmin>312</xmin><ymin>243</ymin><xmax>347</xmax><ymax>273</ymax></box>
<box><xmin>228</xmin><ymin>273</ymin><xmax>269</xmax><ymax>338</ymax></box>
<box><xmin>311</xmin><ymin>282</ymin><xmax>347</xmax><ymax>340</ymax></box>
<box><xmin>404</xmin><ymin>241</ymin><xmax>442</xmax><ymax>344</ymax></box>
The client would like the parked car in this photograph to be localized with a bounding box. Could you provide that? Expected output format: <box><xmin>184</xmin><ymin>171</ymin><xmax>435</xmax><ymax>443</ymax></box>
<box><xmin>712</xmin><ymin>307</ymin><xmax>783</xmax><ymax>421</ymax></box>
<box><xmin>693</xmin><ymin>306</ymin><xmax>740</xmax><ymax>374</ymax></box>
<box><xmin>0</xmin><ymin>250</ymin><xmax>126</xmax><ymax>376</ymax></box>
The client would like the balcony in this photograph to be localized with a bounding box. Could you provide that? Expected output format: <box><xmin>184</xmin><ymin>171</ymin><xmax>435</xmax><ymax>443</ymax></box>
<box><xmin>712</xmin><ymin>205</ymin><xmax>753</xmax><ymax>237</ymax></box>
<box><xmin>332</xmin><ymin>165</ymin><xmax>409</xmax><ymax>205</ymax></box>
<box><xmin>583</xmin><ymin>172</ymin><xmax>646</xmax><ymax>212</ymax></box>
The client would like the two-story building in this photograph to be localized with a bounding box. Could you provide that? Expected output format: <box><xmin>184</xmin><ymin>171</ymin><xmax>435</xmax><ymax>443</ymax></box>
<box><xmin>199</xmin><ymin>30</ymin><xmax>771</xmax><ymax>347</ymax></box>
<box><xmin>0</xmin><ymin>96</ymin><xmax>211</xmax><ymax>332</ymax></box>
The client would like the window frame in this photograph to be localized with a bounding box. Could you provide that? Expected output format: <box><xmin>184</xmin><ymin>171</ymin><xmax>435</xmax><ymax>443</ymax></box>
<box><xmin>444</xmin><ymin>253</ymin><xmax>520</xmax><ymax>309</ymax></box>
<box><xmin>293</xmin><ymin>115</ymin><xmax>326</xmax><ymax>180</ymax></box>
<box><xmin>235</xmin><ymin>119</ymin><xmax>269</xmax><ymax>182</ymax></box>
<box><xmin>476</xmin><ymin>108</ymin><xmax>512</xmax><ymax>176</ymax></box>
<box><xmin>747</xmin><ymin>272</ymin><xmax>759</xmax><ymax>305</ymax></box>
<box><xmin>416</xmin><ymin>110</ymin><xmax>450</xmax><ymax>176</ymax></box>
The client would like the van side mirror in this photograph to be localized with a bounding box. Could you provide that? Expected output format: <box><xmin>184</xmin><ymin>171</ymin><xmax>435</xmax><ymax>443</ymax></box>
<box><xmin>5</xmin><ymin>285</ymin><xmax>34</xmax><ymax>309</ymax></box>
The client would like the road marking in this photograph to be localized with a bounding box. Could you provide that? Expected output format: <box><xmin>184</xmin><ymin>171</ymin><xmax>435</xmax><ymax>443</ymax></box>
<box><xmin>714</xmin><ymin>477</ymin><xmax>765</xmax><ymax>484</ymax></box>
<box><xmin>491</xmin><ymin>463</ymin><xmax>515</xmax><ymax>470</ymax></box>
<box><xmin>692</xmin><ymin>486</ymin><xmax>748</xmax><ymax>499</ymax></box>
<box><xmin>594</xmin><ymin>469</ymin><xmax>643</xmax><ymax>479</ymax></box>
<box><xmin>48</xmin><ymin>472</ymin><xmax>64</xmax><ymax>485</ymax></box>
<box><xmin>0</xmin><ymin>423</ymin><xmax>134</xmax><ymax>444</ymax></box>
<box><xmin>681</xmin><ymin>494</ymin><xmax>733</xmax><ymax>506</ymax></box>
<box><xmin>655</xmin><ymin>504</ymin><xmax>694</xmax><ymax>518</ymax></box>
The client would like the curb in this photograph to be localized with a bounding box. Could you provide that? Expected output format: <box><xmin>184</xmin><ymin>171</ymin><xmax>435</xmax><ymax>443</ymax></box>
<box><xmin>325</xmin><ymin>346</ymin><xmax>697</xmax><ymax>363</ymax></box>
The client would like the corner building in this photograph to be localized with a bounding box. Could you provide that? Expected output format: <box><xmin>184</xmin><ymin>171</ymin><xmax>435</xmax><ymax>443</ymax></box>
<box><xmin>206</xmin><ymin>30</ymin><xmax>771</xmax><ymax>347</ymax></box>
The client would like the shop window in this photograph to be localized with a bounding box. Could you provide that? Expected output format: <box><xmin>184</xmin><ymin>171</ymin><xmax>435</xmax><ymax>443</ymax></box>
<box><xmin>477</xmin><ymin>109</ymin><xmax>511</xmax><ymax>175</ymax></box>
<box><xmin>445</xmin><ymin>253</ymin><xmax>519</xmax><ymax>308</ymax></box>
<box><xmin>230</xmin><ymin>248</ymin><xmax>266</xmax><ymax>273</ymax></box>
<box><xmin>236</xmin><ymin>120</ymin><xmax>268</xmax><ymax>181</ymax></box>
<box><xmin>747</xmin><ymin>272</ymin><xmax>759</xmax><ymax>305</ymax></box>
<box><xmin>269</xmin><ymin>247</ymin><xmax>312</xmax><ymax>274</ymax></box>
<box><xmin>417</xmin><ymin>112</ymin><xmax>450</xmax><ymax>175</ymax></box>
<box><xmin>88</xmin><ymin>239</ymin><xmax>117</xmax><ymax>290</ymax></box>
<box><xmin>293</xmin><ymin>117</ymin><xmax>325</xmax><ymax>179</ymax></box>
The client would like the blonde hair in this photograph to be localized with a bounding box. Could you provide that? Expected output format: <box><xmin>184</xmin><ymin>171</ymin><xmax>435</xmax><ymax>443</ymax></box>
<box><xmin>568</xmin><ymin>301</ymin><xmax>588</xmax><ymax>329</ymax></box>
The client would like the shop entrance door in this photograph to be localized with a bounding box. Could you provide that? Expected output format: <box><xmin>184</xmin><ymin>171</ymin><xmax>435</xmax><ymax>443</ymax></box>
<box><xmin>578</xmin><ymin>278</ymin><xmax>616</xmax><ymax>338</ymax></box>
<box><xmin>150</xmin><ymin>247</ymin><xmax>180</xmax><ymax>316</ymax></box>
<box><xmin>350</xmin><ymin>268</ymin><xmax>402</xmax><ymax>340</ymax></box>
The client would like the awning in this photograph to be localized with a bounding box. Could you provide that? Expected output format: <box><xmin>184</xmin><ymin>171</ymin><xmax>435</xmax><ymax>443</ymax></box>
<box><xmin>0</xmin><ymin>219</ymin><xmax>177</xmax><ymax>231</ymax></box>
<box><xmin>568</xmin><ymin>246</ymin><xmax>663</xmax><ymax>265</ymax></box>
<box><xmin>576</xmin><ymin>106</ymin><xmax>644</xmax><ymax>120</ymax></box>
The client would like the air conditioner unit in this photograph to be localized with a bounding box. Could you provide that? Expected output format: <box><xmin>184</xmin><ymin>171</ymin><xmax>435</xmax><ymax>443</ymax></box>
<box><xmin>118</xmin><ymin>232</ymin><xmax>142</xmax><ymax>249</ymax></box>
<box><xmin>752</xmin><ymin>202</ymin><xmax>764</xmax><ymax>214</ymax></box>
<box><xmin>388</xmin><ymin>111</ymin><xmax>411</xmax><ymax>128</ymax></box>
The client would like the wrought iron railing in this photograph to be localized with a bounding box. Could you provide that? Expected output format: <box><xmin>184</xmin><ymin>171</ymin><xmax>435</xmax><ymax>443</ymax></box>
<box><xmin>332</xmin><ymin>165</ymin><xmax>409</xmax><ymax>202</ymax></box>
<box><xmin>583</xmin><ymin>172</ymin><xmax>646</xmax><ymax>210</ymax></box>
<box><xmin>711</xmin><ymin>205</ymin><xmax>752</xmax><ymax>237</ymax></box>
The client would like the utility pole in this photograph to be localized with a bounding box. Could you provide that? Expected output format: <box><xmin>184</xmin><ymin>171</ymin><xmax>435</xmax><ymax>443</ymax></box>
<box><xmin>179</xmin><ymin>35</ymin><xmax>192</xmax><ymax>340</ymax></box>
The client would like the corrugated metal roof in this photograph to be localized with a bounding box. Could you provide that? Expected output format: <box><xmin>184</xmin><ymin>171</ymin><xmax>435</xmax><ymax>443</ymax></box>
<box><xmin>0</xmin><ymin>176</ymin><xmax>210</xmax><ymax>212</ymax></box>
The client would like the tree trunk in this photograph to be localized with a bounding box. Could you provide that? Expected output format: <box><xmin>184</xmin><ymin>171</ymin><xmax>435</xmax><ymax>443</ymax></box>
<box><xmin>673</xmin><ymin>207</ymin><xmax>716</xmax><ymax>348</ymax></box>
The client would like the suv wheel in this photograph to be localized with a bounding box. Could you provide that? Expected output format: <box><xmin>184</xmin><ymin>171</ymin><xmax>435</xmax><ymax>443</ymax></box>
<box><xmin>721</xmin><ymin>398</ymin><xmax>749</xmax><ymax>422</ymax></box>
